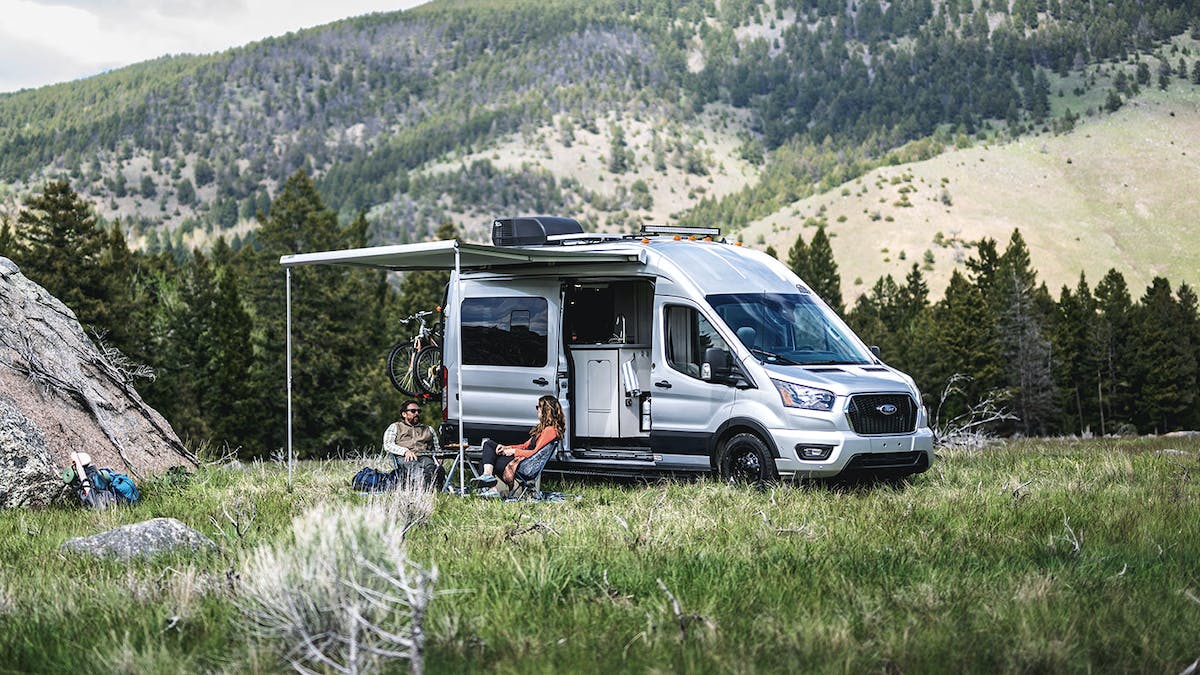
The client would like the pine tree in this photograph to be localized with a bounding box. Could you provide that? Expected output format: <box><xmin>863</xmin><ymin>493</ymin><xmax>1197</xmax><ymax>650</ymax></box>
<box><xmin>204</xmin><ymin>251</ymin><xmax>256</xmax><ymax>454</ymax></box>
<box><xmin>608</xmin><ymin>124</ymin><xmax>630</xmax><ymax>174</ymax></box>
<box><xmin>806</xmin><ymin>225</ymin><xmax>844</xmax><ymax>314</ymax></box>
<box><xmin>992</xmin><ymin>230</ymin><xmax>1059</xmax><ymax>435</ymax></box>
<box><xmin>1052</xmin><ymin>274</ymin><xmax>1098</xmax><ymax>434</ymax></box>
<box><xmin>1091</xmin><ymin>269</ymin><xmax>1135</xmax><ymax>434</ymax></box>
<box><xmin>965</xmin><ymin>236</ymin><xmax>1000</xmax><ymax>295</ymax></box>
<box><xmin>0</xmin><ymin>219</ymin><xmax>14</xmax><ymax>258</ymax></box>
<box><xmin>246</xmin><ymin>171</ymin><xmax>393</xmax><ymax>458</ymax></box>
<box><xmin>13</xmin><ymin>180</ymin><xmax>110</xmax><ymax>332</ymax></box>
<box><xmin>1130</xmin><ymin>278</ymin><xmax>1198</xmax><ymax>433</ymax></box>
<box><xmin>786</xmin><ymin>230</ymin><xmax>810</xmax><ymax>281</ymax></box>
<box><xmin>1177</xmin><ymin>283</ymin><xmax>1200</xmax><ymax>429</ymax></box>
<box><xmin>920</xmin><ymin>270</ymin><xmax>1003</xmax><ymax>424</ymax></box>
<box><xmin>846</xmin><ymin>275</ymin><xmax>899</xmax><ymax>359</ymax></box>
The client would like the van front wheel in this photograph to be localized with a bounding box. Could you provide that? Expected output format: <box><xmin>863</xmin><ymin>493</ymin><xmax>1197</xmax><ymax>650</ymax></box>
<box><xmin>718</xmin><ymin>433</ymin><xmax>778</xmax><ymax>485</ymax></box>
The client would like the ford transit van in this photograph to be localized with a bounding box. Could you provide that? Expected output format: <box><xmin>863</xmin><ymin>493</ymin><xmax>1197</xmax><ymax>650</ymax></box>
<box><xmin>439</xmin><ymin>217</ymin><xmax>934</xmax><ymax>482</ymax></box>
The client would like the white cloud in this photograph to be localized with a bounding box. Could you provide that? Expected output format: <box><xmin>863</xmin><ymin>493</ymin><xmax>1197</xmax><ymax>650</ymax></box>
<box><xmin>0</xmin><ymin>0</ymin><xmax>428</xmax><ymax>93</ymax></box>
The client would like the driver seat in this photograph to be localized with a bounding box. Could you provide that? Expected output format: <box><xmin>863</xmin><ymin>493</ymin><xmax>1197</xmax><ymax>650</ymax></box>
<box><xmin>735</xmin><ymin>326</ymin><xmax>757</xmax><ymax>349</ymax></box>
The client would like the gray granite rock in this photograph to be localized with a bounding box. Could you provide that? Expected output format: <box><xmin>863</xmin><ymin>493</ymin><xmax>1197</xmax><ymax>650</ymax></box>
<box><xmin>0</xmin><ymin>396</ymin><xmax>63</xmax><ymax>508</ymax></box>
<box><xmin>0</xmin><ymin>261</ymin><xmax>196</xmax><ymax>509</ymax></box>
<box><xmin>61</xmin><ymin>517</ymin><xmax>217</xmax><ymax>560</ymax></box>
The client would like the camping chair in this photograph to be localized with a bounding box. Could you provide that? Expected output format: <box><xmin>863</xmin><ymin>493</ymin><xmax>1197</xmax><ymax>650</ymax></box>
<box><xmin>507</xmin><ymin>439</ymin><xmax>560</xmax><ymax>500</ymax></box>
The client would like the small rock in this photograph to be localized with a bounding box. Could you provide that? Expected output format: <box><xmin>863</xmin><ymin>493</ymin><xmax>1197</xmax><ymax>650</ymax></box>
<box><xmin>61</xmin><ymin>517</ymin><xmax>217</xmax><ymax>560</ymax></box>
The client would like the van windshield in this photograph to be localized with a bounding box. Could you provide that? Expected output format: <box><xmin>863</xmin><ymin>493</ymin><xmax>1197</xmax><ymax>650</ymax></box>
<box><xmin>707</xmin><ymin>293</ymin><xmax>872</xmax><ymax>366</ymax></box>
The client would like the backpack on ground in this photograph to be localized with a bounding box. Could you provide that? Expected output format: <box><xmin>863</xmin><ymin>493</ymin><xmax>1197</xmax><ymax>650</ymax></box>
<box><xmin>93</xmin><ymin>468</ymin><xmax>140</xmax><ymax>504</ymax></box>
<box><xmin>62</xmin><ymin>452</ymin><xmax>140</xmax><ymax>508</ymax></box>
<box><xmin>351</xmin><ymin>466</ymin><xmax>398</xmax><ymax>492</ymax></box>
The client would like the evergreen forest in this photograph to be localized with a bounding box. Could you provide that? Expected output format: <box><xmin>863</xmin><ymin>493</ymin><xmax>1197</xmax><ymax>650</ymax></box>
<box><xmin>3</xmin><ymin>177</ymin><xmax>1198</xmax><ymax>459</ymax></box>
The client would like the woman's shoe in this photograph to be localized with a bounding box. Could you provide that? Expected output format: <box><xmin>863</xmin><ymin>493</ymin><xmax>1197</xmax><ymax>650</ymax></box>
<box><xmin>472</xmin><ymin>474</ymin><xmax>497</xmax><ymax>488</ymax></box>
<box><xmin>476</xmin><ymin>487</ymin><xmax>500</xmax><ymax>498</ymax></box>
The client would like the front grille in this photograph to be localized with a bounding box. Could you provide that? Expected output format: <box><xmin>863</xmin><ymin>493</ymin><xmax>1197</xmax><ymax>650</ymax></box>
<box><xmin>846</xmin><ymin>394</ymin><xmax>917</xmax><ymax>435</ymax></box>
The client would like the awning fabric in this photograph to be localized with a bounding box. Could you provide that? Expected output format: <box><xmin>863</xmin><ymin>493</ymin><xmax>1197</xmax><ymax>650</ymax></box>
<box><xmin>280</xmin><ymin>240</ymin><xmax>644</xmax><ymax>271</ymax></box>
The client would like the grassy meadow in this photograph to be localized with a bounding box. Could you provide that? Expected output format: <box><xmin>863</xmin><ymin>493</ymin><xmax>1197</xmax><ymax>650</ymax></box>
<box><xmin>1</xmin><ymin>436</ymin><xmax>1199</xmax><ymax>673</ymax></box>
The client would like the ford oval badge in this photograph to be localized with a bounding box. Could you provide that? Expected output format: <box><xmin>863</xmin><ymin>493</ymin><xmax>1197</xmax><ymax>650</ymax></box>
<box><xmin>876</xmin><ymin>404</ymin><xmax>898</xmax><ymax>416</ymax></box>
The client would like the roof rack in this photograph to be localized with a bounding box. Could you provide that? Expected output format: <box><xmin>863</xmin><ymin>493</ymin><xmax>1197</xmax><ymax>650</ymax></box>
<box><xmin>640</xmin><ymin>224</ymin><xmax>722</xmax><ymax>238</ymax></box>
<box><xmin>550</xmin><ymin>232</ymin><xmax>628</xmax><ymax>246</ymax></box>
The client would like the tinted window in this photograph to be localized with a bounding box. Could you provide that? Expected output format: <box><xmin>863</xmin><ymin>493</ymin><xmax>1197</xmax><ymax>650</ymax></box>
<box><xmin>462</xmin><ymin>297</ymin><xmax>549</xmax><ymax>367</ymax></box>
<box><xmin>664</xmin><ymin>305</ymin><xmax>729</xmax><ymax>379</ymax></box>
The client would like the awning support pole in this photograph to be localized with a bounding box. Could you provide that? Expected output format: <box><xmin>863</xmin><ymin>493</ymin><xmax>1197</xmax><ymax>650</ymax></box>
<box><xmin>286</xmin><ymin>267</ymin><xmax>294</xmax><ymax>489</ymax></box>
<box><xmin>455</xmin><ymin>244</ymin><xmax>465</xmax><ymax>495</ymax></box>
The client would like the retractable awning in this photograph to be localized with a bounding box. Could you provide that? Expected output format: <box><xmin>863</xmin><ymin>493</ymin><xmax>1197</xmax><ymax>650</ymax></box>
<box><xmin>280</xmin><ymin>239</ymin><xmax>645</xmax><ymax>271</ymax></box>
<box><xmin>278</xmin><ymin>238</ymin><xmax>645</xmax><ymax>491</ymax></box>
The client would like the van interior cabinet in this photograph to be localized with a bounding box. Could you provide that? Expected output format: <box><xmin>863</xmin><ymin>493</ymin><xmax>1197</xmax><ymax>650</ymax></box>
<box><xmin>570</xmin><ymin>346</ymin><xmax>650</xmax><ymax>440</ymax></box>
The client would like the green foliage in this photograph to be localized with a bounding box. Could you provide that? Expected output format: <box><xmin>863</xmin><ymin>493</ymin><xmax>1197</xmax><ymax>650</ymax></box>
<box><xmin>10</xmin><ymin>181</ymin><xmax>120</xmax><ymax>337</ymax></box>
<box><xmin>245</xmin><ymin>172</ymin><xmax>394</xmax><ymax>458</ymax></box>
<box><xmin>608</xmin><ymin>123</ymin><xmax>631</xmax><ymax>174</ymax></box>
<box><xmin>1130</xmin><ymin>278</ymin><xmax>1199</xmax><ymax>432</ymax></box>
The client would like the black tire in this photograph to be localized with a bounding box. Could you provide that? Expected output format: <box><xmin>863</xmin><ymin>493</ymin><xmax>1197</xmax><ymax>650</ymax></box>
<box><xmin>415</xmin><ymin>345</ymin><xmax>443</xmax><ymax>395</ymax></box>
<box><xmin>717</xmin><ymin>432</ymin><xmax>778</xmax><ymax>485</ymax></box>
<box><xmin>386</xmin><ymin>343</ymin><xmax>419</xmax><ymax>396</ymax></box>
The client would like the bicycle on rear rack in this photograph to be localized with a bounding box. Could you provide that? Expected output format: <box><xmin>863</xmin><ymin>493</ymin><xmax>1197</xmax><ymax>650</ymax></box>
<box><xmin>386</xmin><ymin>310</ymin><xmax>443</xmax><ymax>397</ymax></box>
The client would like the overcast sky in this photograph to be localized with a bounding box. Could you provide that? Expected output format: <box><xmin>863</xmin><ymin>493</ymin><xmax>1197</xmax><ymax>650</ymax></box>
<box><xmin>0</xmin><ymin>0</ymin><xmax>429</xmax><ymax>93</ymax></box>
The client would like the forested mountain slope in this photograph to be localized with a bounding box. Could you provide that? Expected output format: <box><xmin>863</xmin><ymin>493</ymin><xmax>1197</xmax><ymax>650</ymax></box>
<box><xmin>1</xmin><ymin>0</ymin><xmax>1197</xmax><ymax>274</ymax></box>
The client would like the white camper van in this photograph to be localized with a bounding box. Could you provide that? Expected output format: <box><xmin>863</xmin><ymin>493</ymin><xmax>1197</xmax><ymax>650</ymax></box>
<box><xmin>281</xmin><ymin>216</ymin><xmax>934</xmax><ymax>482</ymax></box>
<box><xmin>442</xmin><ymin>217</ymin><xmax>933</xmax><ymax>482</ymax></box>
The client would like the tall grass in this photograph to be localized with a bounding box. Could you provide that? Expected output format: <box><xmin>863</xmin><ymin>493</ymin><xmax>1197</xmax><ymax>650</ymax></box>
<box><xmin>0</xmin><ymin>438</ymin><xmax>1197</xmax><ymax>673</ymax></box>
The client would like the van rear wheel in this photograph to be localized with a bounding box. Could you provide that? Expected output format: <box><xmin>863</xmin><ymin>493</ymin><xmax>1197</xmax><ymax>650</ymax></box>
<box><xmin>718</xmin><ymin>433</ymin><xmax>778</xmax><ymax>485</ymax></box>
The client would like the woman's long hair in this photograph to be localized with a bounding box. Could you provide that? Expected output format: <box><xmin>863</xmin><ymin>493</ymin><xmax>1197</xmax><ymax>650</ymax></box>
<box><xmin>530</xmin><ymin>395</ymin><xmax>566</xmax><ymax>438</ymax></box>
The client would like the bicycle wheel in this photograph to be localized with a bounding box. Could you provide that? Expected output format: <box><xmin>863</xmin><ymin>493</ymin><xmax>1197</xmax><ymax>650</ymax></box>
<box><xmin>386</xmin><ymin>343</ymin><xmax>419</xmax><ymax>396</ymax></box>
<box><xmin>415</xmin><ymin>345</ymin><xmax>443</xmax><ymax>396</ymax></box>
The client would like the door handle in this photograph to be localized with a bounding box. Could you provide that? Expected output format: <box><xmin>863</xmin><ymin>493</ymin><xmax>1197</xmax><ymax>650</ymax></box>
<box><xmin>654</xmin><ymin>380</ymin><xmax>672</xmax><ymax>389</ymax></box>
<box><xmin>532</xmin><ymin>377</ymin><xmax>549</xmax><ymax>386</ymax></box>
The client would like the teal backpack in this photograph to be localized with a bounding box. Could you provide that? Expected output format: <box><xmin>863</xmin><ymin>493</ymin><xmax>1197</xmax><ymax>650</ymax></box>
<box><xmin>93</xmin><ymin>468</ymin><xmax>140</xmax><ymax>504</ymax></box>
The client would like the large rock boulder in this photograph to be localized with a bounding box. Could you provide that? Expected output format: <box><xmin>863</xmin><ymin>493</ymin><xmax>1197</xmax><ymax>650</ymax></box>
<box><xmin>60</xmin><ymin>517</ymin><xmax>218</xmax><ymax>560</ymax></box>
<box><xmin>0</xmin><ymin>257</ymin><xmax>196</xmax><ymax>508</ymax></box>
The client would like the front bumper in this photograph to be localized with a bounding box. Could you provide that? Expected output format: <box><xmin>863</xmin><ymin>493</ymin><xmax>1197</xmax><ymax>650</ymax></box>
<box><xmin>768</xmin><ymin>426</ymin><xmax>935</xmax><ymax>478</ymax></box>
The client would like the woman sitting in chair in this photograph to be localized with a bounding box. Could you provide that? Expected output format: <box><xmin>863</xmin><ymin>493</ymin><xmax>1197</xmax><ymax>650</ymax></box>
<box><xmin>473</xmin><ymin>395</ymin><xmax>565</xmax><ymax>497</ymax></box>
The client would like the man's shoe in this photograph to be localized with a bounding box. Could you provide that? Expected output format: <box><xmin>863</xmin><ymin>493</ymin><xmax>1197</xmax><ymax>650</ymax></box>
<box><xmin>476</xmin><ymin>487</ymin><xmax>500</xmax><ymax>498</ymax></box>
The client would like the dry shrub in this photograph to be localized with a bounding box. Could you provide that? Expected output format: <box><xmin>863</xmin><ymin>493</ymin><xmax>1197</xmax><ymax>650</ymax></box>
<box><xmin>236</xmin><ymin>482</ymin><xmax>438</xmax><ymax>674</ymax></box>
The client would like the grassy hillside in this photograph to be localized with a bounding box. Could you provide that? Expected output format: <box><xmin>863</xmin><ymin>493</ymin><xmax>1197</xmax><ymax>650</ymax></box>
<box><xmin>1</xmin><ymin>438</ymin><xmax>1198</xmax><ymax>672</ymax></box>
<box><xmin>743</xmin><ymin>80</ymin><xmax>1200</xmax><ymax>304</ymax></box>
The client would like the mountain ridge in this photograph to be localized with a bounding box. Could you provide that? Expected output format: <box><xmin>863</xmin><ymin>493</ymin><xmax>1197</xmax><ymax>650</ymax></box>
<box><xmin>0</xmin><ymin>0</ymin><xmax>1197</xmax><ymax>302</ymax></box>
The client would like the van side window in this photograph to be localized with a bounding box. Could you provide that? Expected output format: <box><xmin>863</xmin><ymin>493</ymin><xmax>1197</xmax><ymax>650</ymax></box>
<box><xmin>664</xmin><ymin>305</ymin><xmax>729</xmax><ymax>380</ymax></box>
<box><xmin>462</xmin><ymin>297</ymin><xmax>549</xmax><ymax>367</ymax></box>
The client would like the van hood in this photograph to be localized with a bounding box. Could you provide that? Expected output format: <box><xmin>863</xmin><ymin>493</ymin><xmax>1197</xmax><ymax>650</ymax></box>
<box><xmin>757</xmin><ymin>362</ymin><xmax>917</xmax><ymax>396</ymax></box>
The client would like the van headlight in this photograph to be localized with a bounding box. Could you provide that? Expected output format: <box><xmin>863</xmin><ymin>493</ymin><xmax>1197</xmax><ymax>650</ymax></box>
<box><xmin>771</xmin><ymin>379</ymin><xmax>835</xmax><ymax>411</ymax></box>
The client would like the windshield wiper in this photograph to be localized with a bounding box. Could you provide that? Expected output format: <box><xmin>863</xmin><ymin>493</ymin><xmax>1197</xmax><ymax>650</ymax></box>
<box><xmin>749</xmin><ymin>348</ymin><xmax>800</xmax><ymax>365</ymax></box>
<box><xmin>800</xmin><ymin>360</ymin><xmax>865</xmax><ymax>366</ymax></box>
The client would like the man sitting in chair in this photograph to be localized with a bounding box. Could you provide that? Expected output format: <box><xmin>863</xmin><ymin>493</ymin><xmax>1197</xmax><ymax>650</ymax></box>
<box><xmin>384</xmin><ymin>400</ymin><xmax>442</xmax><ymax>488</ymax></box>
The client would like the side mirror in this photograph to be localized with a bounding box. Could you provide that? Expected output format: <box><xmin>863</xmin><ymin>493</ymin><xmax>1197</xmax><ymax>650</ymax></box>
<box><xmin>869</xmin><ymin>345</ymin><xmax>881</xmax><ymax>359</ymax></box>
<box><xmin>702</xmin><ymin>347</ymin><xmax>733</xmax><ymax>382</ymax></box>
